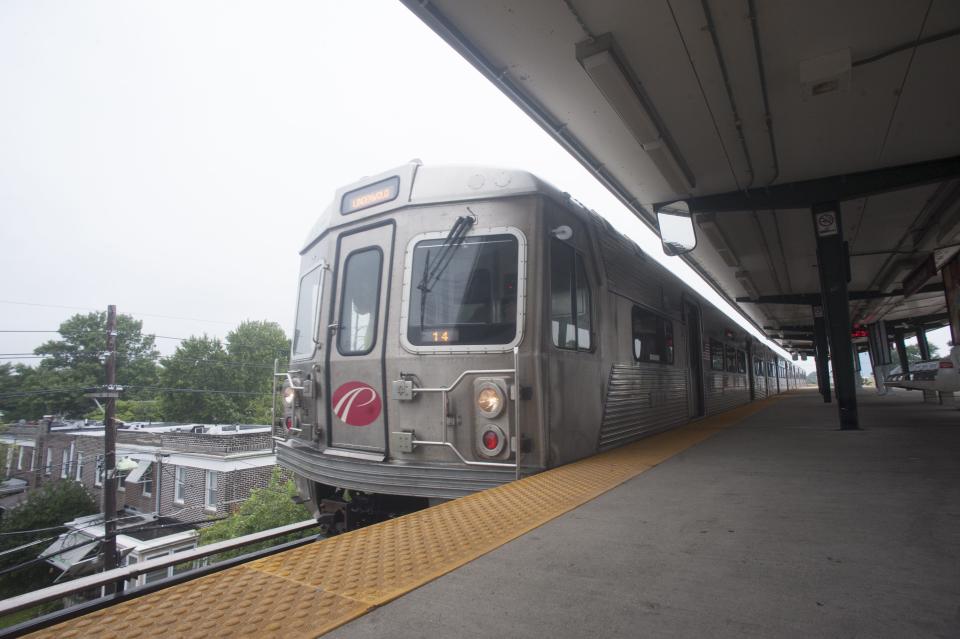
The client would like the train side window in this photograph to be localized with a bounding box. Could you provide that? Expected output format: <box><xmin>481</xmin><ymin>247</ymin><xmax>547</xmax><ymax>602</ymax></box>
<box><xmin>631</xmin><ymin>307</ymin><xmax>673</xmax><ymax>364</ymax></box>
<box><xmin>725</xmin><ymin>344</ymin><xmax>737</xmax><ymax>372</ymax></box>
<box><xmin>710</xmin><ymin>339</ymin><xmax>724</xmax><ymax>371</ymax></box>
<box><xmin>337</xmin><ymin>247</ymin><xmax>383</xmax><ymax>356</ymax></box>
<box><xmin>550</xmin><ymin>239</ymin><xmax>591</xmax><ymax>351</ymax></box>
<box><xmin>736</xmin><ymin>350</ymin><xmax>746</xmax><ymax>374</ymax></box>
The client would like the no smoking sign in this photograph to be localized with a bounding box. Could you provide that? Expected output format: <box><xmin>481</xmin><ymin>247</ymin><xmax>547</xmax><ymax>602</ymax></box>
<box><xmin>815</xmin><ymin>211</ymin><xmax>838</xmax><ymax>237</ymax></box>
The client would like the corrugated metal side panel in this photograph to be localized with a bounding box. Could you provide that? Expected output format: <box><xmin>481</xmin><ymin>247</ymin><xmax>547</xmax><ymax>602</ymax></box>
<box><xmin>598</xmin><ymin>363</ymin><xmax>688</xmax><ymax>450</ymax></box>
<box><xmin>773</xmin><ymin>376</ymin><xmax>782</xmax><ymax>394</ymax></box>
<box><xmin>755</xmin><ymin>374</ymin><xmax>768</xmax><ymax>399</ymax></box>
<box><xmin>704</xmin><ymin>371</ymin><xmax>751</xmax><ymax>415</ymax></box>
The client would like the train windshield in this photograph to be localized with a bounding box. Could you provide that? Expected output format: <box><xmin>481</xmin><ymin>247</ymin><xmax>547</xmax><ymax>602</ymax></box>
<box><xmin>291</xmin><ymin>265</ymin><xmax>323</xmax><ymax>359</ymax></box>
<box><xmin>407</xmin><ymin>234</ymin><xmax>518</xmax><ymax>347</ymax></box>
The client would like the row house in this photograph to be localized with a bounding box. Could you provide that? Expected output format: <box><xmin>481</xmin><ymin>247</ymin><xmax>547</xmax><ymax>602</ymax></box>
<box><xmin>1</xmin><ymin>420</ymin><xmax>278</xmax><ymax>524</ymax></box>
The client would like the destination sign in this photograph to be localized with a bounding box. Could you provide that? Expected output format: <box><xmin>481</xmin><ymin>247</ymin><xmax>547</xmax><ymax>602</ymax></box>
<box><xmin>341</xmin><ymin>176</ymin><xmax>400</xmax><ymax>214</ymax></box>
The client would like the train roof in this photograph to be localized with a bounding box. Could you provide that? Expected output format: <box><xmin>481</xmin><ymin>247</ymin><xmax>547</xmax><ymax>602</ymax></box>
<box><xmin>300</xmin><ymin>162</ymin><xmax>799</xmax><ymax>366</ymax></box>
<box><xmin>302</xmin><ymin>161</ymin><xmax>566</xmax><ymax>252</ymax></box>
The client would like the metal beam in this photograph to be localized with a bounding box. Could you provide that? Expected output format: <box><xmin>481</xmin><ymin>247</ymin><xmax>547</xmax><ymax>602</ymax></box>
<box><xmin>886</xmin><ymin>312</ymin><xmax>950</xmax><ymax>330</ymax></box>
<box><xmin>737</xmin><ymin>282</ymin><xmax>944</xmax><ymax>304</ymax></box>
<box><xmin>660</xmin><ymin>155</ymin><xmax>960</xmax><ymax>212</ymax></box>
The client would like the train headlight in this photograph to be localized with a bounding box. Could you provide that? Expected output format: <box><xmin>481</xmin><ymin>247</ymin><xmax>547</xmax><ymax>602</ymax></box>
<box><xmin>282</xmin><ymin>386</ymin><xmax>297</xmax><ymax>406</ymax></box>
<box><xmin>476</xmin><ymin>383</ymin><xmax>504</xmax><ymax>418</ymax></box>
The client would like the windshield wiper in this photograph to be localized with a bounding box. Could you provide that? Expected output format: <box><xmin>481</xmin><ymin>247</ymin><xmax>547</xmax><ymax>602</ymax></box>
<box><xmin>417</xmin><ymin>214</ymin><xmax>475</xmax><ymax>294</ymax></box>
<box><xmin>419</xmin><ymin>249</ymin><xmax>431</xmax><ymax>331</ymax></box>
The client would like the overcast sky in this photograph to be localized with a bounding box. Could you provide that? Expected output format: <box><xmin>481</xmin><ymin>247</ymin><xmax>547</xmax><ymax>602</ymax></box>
<box><xmin>6</xmin><ymin>0</ymin><xmax>932</xmax><ymax>376</ymax></box>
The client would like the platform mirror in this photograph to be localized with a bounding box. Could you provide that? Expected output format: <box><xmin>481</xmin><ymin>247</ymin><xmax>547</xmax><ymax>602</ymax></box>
<box><xmin>656</xmin><ymin>201</ymin><xmax>696</xmax><ymax>256</ymax></box>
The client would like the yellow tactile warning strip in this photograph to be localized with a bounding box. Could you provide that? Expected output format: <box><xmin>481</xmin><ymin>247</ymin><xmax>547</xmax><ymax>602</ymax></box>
<box><xmin>28</xmin><ymin>393</ymin><xmax>788</xmax><ymax>639</ymax></box>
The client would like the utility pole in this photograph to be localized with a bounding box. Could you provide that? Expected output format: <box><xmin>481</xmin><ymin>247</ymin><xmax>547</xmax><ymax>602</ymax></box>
<box><xmin>271</xmin><ymin>357</ymin><xmax>279</xmax><ymax>453</ymax></box>
<box><xmin>102</xmin><ymin>305</ymin><xmax>119</xmax><ymax>592</ymax></box>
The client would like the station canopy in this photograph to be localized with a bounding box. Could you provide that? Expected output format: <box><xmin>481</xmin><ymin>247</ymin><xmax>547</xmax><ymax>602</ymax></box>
<box><xmin>402</xmin><ymin>0</ymin><xmax>960</xmax><ymax>355</ymax></box>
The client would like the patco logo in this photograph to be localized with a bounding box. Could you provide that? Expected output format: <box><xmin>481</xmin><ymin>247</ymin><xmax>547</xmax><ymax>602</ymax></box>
<box><xmin>331</xmin><ymin>381</ymin><xmax>382</xmax><ymax>427</ymax></box>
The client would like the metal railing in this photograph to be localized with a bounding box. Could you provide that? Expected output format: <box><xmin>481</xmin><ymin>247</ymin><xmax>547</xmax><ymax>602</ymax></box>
<box><xmin>0</xmin><ymin>519</ymin><xmax>319</xmax><ymax>619</ymax></box>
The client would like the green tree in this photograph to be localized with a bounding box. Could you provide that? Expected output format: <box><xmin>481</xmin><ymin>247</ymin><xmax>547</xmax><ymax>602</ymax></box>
<box><xmin>85</xmin><ymin>399</ymin><xmax>163</xmax><ymax>423</ymax></box>
<box><xmin>159</xmin><ymin>336</ymin><xmax>240</xmax><ymax>423</ymax></box>
<box><xmin>2</xmin><ymin>312</ymin><xmax>160</xmax><ymax>420</ymax></box>
<box><xmin>906</xmin><ymin>343</ymin><xmax>940</xmax><ymax>364</ymax></box>
<box><xmin>0</xmin><ymin>481</ymin><xmax>98</xmax><ymax>599</ymax></box>
<box><xmin>198</xmin><ymin>468</ymin><xmax>313</xmax><ymax>560</ymax></box>
<box><xmin>0</xmin><ymin>364</ymin><xmax>17</xmax><ymax>421</ymax></box>
<box><xmin>0</xmin><ymin>363</ymin><xmax>89</xmax><ymax>422</ymax></box>
<box><xmin>224</xmin><ymin>321</ymin><xmax>289</xmax><ymax>423</ymax></box>
<box><xmin>159</xmin><ymin>322</ymin><xmax>289</xmax><ymax>424</ymax></box>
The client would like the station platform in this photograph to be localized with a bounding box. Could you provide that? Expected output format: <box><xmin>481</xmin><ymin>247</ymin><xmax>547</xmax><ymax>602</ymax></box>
<box><xmin>327</xmin><ymin>389</ymin><xmax>960</xmax><ymax>639</ymax></box>
<box><xmin>24</xmin><ymin>389</ymin><xmax>960</xmax><ymax>638</ymax></box>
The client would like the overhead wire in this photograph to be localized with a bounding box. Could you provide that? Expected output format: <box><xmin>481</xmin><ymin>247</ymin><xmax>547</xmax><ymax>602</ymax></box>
<box><xmin>0</xmin><ymin>300</ymin><xmax>236</xmax><ymax>326</ymax></box>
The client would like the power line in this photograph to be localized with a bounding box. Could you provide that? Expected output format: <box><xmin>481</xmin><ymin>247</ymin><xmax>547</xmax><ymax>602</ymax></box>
<box><xmin>0</xmin><ymin>330</ymin><xmax>188</xmax><ymax>341</ymax></box>
<box><xmin>0</xmin><ymin>300</ymin><xmax>236</xmax><ymax>326</ymax></box>
<box><xmin>123</xmin><ymin>386</ymin><xmax>269</xmax><ymax>397</ymax></box>
<box><xmin>0</xmin><ymin>514</ymin><xmax>231</xmax><ymax>578</ymax></box>
<box><xmin>0</xmin><ymin>513</ymin><xmax>147</xmax><ymax>538</ymax></box>
<box><xmin>0</xmin><ymin>385</ymin><xmax>271</xmax><ymax>399</ymax></box>
<box><xmin>0</xmin><ymin>331</ymin><xmax>60</xmax><ymax>333</ymax></box>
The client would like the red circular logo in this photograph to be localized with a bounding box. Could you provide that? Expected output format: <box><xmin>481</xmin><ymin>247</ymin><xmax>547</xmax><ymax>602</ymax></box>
<box><xmin>331</xmin><ymin>381</ymin><xmax>382</xmax><ymax>426</ymax></box>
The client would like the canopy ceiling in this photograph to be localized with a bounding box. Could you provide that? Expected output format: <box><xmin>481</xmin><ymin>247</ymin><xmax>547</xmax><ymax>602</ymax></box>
<box><xmin>402</xmin><ymin>0</ymin><xmax>960</xmax><ymax>354</ymax></box>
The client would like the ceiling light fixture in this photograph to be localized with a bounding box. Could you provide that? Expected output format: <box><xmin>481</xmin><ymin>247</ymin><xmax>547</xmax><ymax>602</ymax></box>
<box><xmin>576</xmin><ymin>33</ymin><xmax>695</xmax><ymax>194</ymax></box>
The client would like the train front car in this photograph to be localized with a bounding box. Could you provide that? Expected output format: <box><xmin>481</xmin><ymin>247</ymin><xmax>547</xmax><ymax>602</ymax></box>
<box><xmin>277</xmin><ymin>163</ymin><xmax>543</xmax><ymax>532</ymax></box>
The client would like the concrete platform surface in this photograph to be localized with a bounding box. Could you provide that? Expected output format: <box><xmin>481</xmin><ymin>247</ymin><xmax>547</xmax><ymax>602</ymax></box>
<box><xmin>328</xmin><ymin>390</ymin><xmax>960</xmax><ymax>639</ymax></box>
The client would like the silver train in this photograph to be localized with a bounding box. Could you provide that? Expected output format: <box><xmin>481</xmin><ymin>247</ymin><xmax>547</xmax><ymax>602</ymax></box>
<box><xmin>277</xmin><ymin>162</ymin><xmax>803</xmax><ymax>530</ymax></box>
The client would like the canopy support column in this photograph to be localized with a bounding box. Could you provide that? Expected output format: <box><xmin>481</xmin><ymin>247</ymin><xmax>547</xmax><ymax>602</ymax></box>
<box><xmin>894</xmin><ymin>328</ymin><xmax>910</xmax><ymax>374</ymax></box>
<box><xmin>915</xmin><ymin>325</ymin><xmax>930</xmax><ymax>360</ymax></box>
<box><xmin>813</xmin><ymin>306</ymin><xmax>831</xmax><ymax>403</ymax></box>
<box><xmin>812</xmin><ymin>203</ymin><xmax>859</xmax><ymax>429</ymax></box>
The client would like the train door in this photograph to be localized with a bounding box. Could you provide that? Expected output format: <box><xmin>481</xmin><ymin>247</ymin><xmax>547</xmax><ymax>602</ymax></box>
<box><xmin>325</xmin><ymin>222</ymin><xmax>394</xmax><ymax>455</ymax></box>
<box><xmin>546</xmin><ymin>231</ymin><xmax>602</xmax><ymax>461</ymax></box>
<box><xmin>746</xmin><ymin>339</ymin><xmax>756</xmax><ymax>400</ymax></box>
<box><xmin>685</xmin><ymin>301</ymin><xmax>705</xmax><ymax>418</ymax></box>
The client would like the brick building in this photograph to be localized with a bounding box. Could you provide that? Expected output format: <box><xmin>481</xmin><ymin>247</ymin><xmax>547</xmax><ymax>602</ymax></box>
<box><xmin>1</xmin><ymin>420</ymin><xmax>278</xmax><ymax>524</ymax></box>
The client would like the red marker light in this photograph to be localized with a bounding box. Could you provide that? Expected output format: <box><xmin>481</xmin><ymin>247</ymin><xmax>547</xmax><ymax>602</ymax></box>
<box><xmin>285</xmin><ymin>417</ymin><xmax>293</xmax><ymax>430</ymax></box>
<box><xmin>939</xmin><ymin>361</ymin><xmax>954</xmax><ymax>369</ymax></box>
<box><xmin>482</xmin><ymin>430</ymin><xmax>499</xmax><ymax>450</ymax></box>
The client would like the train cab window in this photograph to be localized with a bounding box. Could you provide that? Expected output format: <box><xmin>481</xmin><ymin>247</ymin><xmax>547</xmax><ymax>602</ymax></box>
<box><xmin>550</xmin><ymin>239</ymin><xmax>592</xmax><ymax>351</ymax></box>
<box><xmin>710</xmin><ymin>339</ymin><xmax>724</xmax><ymax>371</ymax></box>
<box><xmin>407</xmin><ymin>233</ymin><xmax>519</xmax><ymax>346</ymax></box>
<box><xmin>292</xmin><ymin>265</ymin><xmax>323</xmax><ymax>359</ymax></box>
<box><xmin>337</xmin><ymin>247</ymin><xmax>383</xmax><ymax>355</ymax></box>
<box><xmin>631</xmin><ymin>307</ymin><xmax>673</xmax><ymax>364</ymax></box>
<box><xmin>725</xmin><ymin>344</ymin><xmax>737</xmax><ymax>373</ymax></box>
<box><xmin>736</xmin><ymin>350</ymin><xmax>747</xmax><ymax>374</ymax></box>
